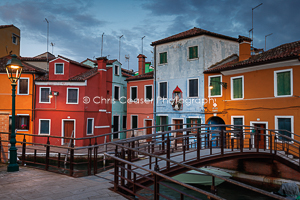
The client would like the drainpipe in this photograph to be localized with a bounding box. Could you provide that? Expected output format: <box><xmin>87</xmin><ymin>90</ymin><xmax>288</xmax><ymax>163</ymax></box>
<box><xmin>32</xmin><ymin>73</ymin><xmax>35</xmax><ymax>144</ymax></box>
<box><xmin>154</xmin><ymin>45</ymin><xmax>157</xmax><ymax>128</ymax></box>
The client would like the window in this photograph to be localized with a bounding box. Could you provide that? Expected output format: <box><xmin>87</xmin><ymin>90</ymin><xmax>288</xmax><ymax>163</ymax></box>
<box><xmin>209</xmin><ymin>75</ymin><xmax>222</xmax><ymax>97</ymax></box>
<box><xmin>18</xmin><ymin>78</ymin><xmax>29</xmax><ymax>95</ymax></box>
<box><xmin>187</xmin><ymin>118</ymin><xmax>201</xmax><ymax>133</ymax></box>
<box><xmin>232</xmin><ymin>117</ymin><xmax>244</xmax><ymax>137</ymax></box>
<box><xmin>145</xmin><ymin>85</ymin><xmax>153</xmax><ymax>101</ymax></box>
<box><xmin>12</xmin><ymin>35</ymin><xmax>17</xmax><ymax>44</ymax></box>
<box><xmin>274</xmin><ymin>69</ymin><xmax>292</xmax><ymax>97</ymax></box>
<box><xmin>67</xmin><ymin>88</ymin><xmax>78</xmax><ymax>104</ymax></box>
<box><xmin>114</xmin><ymin>86</ymin><xmax>120</xmax><ymax>101</ymax></box>
<box><xmin>231</xmin><ymin>76</ymin><xmax>244</xmax><ymax>99</ymax></box>
<box><xmin>156</xmin><ymin>116</ymin><xmax>168</xmax><ymax>132</ymax></box>
<box><xmin>9</xmin><ymin>115</ymin><xmax>30</xmax><ymax>131</ymax></box>
<box><xmin>40</xmin><ymin>87</ymin><xmax>50</xmax><ymax>103</ymax></box>
<box><xmin>39</xmin><ymin>119</ymin><xmax>50</xmax><ymax>135</ymax></box>
<box><xmin>188</xmin><ymin>79</ymin><xmax>198</xmax><ymax>97</ymax></box>
<box><xmin>114</xmin><ymin>65</ymin><xmax>119</xmax><ymax>75</ymax></box>
<box><xmin>123</xmin><ymin>116</ymin><xmax>127</xmax><ymax>129</ymax></box>
<box><xmin>55</xmin><ymin>63</ymin><xmax>64</xmax><ymax>74</ymax></box>
<box><xmin>159</xmin><ymin>52</ymin><xmax>167</xmax><ymax>64</ymax></box>
<box><xmin>275</xmin><ymin>116</ymin><xmax>293</xmax><ymax>142</ymax></box>
<box><xmin>189</xmin><ymin>46</ymin><xmax>198</xmax><ymax>59</ymax></box>
<box><xmin>87</xmin><ymin>118</ymin><xmax>94</xmax><ymax>135</ymax></box>
<box><xmin>131</xmin><ymin>116</ymin><xmax>138</xmax><ymax>129</ymax></box>
<box><xmin>159</xmin><ymin>82</ymin><xmax>167</xmax><ymax>98</ymax></box>
<box><xmin>130</xmin><ymin>86</ymin><xmax>137</xmax><ymax>101</ymax></box>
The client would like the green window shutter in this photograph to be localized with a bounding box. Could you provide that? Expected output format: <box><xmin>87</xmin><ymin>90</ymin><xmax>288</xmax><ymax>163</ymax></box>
<box><xmin>187</xmin><ymin>118</ymin><xmax>191</xmax><ymax>128</ymax></box>
<box><xmin>164</xmin><ymin>116</ymin><xmax>168</xmax><ymax>131</ymax></box>
<box><xmin>278</xmin><ymin>118</ymin><xmax>292</xmax><ymax>141</ymax></box>
<box><xmin>160</xmin><ymin>52</ymin><xmax>167</xmax><ymax>64</ymax></box>
<box><xmin>210</xmin><ymin>76</ymin><xmax>221</xmax><ymax>96</ymax></box>
<box><xmin>156</xmin><ymin>116</ymin><xmax>160</xmax><ymax>132</ymax></box>
<box><xmin>189</xmin><ymin>46</ymin><xmax>198</xmax><ymax>59</ymax></box>
<box><xmin>197</xmin><ymin>118</ymin><xmax>201</xmax><ymax>132</ymax></box>
<box><xmin>277</xmin><ymin>71</ymin><xmax>291</xmax><ymax>96</ymax></box>
<box><xmin>233</xmin><ymin>78</ymin><xmax>242</xmax><ymax>98</ymax></box>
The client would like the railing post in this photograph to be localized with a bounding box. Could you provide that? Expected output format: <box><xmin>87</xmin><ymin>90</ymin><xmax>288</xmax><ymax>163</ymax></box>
<box><xmin>270</xmin><ymin>134</ymin><xmax>272</xmax><ymax>154</ymax></box>
<box><xmin>69</xmin><ymin>140</ymin><xmax>74</xmax><ymax>176</ymax></box>
<box><xmin>154</xmin><ymin>158</ymin><xmax>160</xmax><ymax>200</ymax></box>
<box><xmin>186</xmin><ymin>131</ymin><xmax>189</xmax><ymax>150</ymax></box>
<box><xmin>128</xmin><ymin>148</ymin><xmax>132</xmax><ymax>183</ymax></box>
<box><xmin>221</xmin><ymin>128</ymin><xmax>224</xmax><ymax>156</ymax></box>
<box><xmin>275</xmin><ymin>135</ymin><xmax>277</xmax><ymax>155</ymax></box>
<box><xmin>197</xmin><ymin>129</ymin><xmax>200</xmax><ymax>160</ymax></box>
<box><xmin>88</xmin><ymin>140</ymin><xmax>92</xmax><ymax>175</ymax></box>
<box><xmin>240</xmin><ymin>130</ymin><xmax>243</xmax><ymax>153</ymax></box>
<box><xmin>58</xmin><ymin>153</ymin><xmax>61</xmax><ymax>169</ymax></box>
<box><xmin>162</xmin><ymin>133</ymin><xmax>165</xmax><ymax>152</ymax></box>
<box><xmin>149</xmin><ymin>155</ymin><xmax>152</xmax><ymax>169</ymax></box>
<box><xmin>133</xmin><ymin>173</ymin><xmax>137</xmax><ymax>195</ymax></box>
<box><xmin>34</xmin><ymin>149</ymin><xmax>37</xmax><ymax>163</ymax></box>
<box><xmin>94</xmin><ymin>139</ymin><xmax>98</xmax><ymax>175</ymax></box>
<box><xmin>210</xmin><ymin>140</ymin><xmax>213</xmax><ymax>155</ymax></box>
<box><xmin>231</xmin><ymin>138</ymin><xmax>234</xmax><ymax>151</ymax></box>
<box><xmin>167</xmin><ymin>134</ymin><xmax>170</xmax><ymax>170</ymax></box>
<box><xmin>175</xmin><ymin>139</ymin><xmax>178</xmax><ymax>150</ymax></box>
<box><xmin>131</xmin><ymin>133</ymin><xmax>135</xmax><ymax>159</ymax></box>
<box><xmin>211</xmin><ymin>176</ymin><xmax>217</xmax><ymax>195</ymax></box>
<box><xmin>298</xmin><ymin>146</ymin><xmax>300</xmax><ymax>168</ymax></box>
<box><xmin>121</xmin><ymin>148</ymin><xmax>125</xmax><ymax>187</ymax></box>
<box><xmin>256</xmin><ymin>127</ymin><xmax>259</xmax><ymax>152</ymax></box>
<box><xmin>22</xmin><ymin>136</ymin><xmax>26</xmax><ymax>166</ymax></box>
<box><xmin>183</xmin><ymin>142</ymin><xmax>186</xmax><ymax>162</ymax></box>
<box><xmin>114</xmin><ymin>146</ymin><xmax>119</xmax><ymax>192</ymax></box>
<box><xmin>45</xmin><ymin>137</ymin><xmax>50</xmax><ymax>171</ymax></box>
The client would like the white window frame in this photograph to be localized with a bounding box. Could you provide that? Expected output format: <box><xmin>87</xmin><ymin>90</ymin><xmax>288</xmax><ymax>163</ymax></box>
<box><xmin>15</xmin><ymin>114</ymin><xmax>30</xmax><ymax>131</ymax></box>
<box><xmin>114</xmin><ymin>65</ymin><xmax>119</xmax><ymax>75</ymax></box>
<box><xmin>12</xmin><ymin>35</ymin><xmax>17</xmax><ymax>45</ymax></box>
<box><xmin>86</xmin><ymin>118</ymin><xmax>94</xmax><ymax>135</ymax></box>
<box><xmin>131</xmin><ymin>115</ymin><xmax>138</xmax><ymax>129</ymax></box>
<box><xmin>274</xmin><ymin>68</ymin><xmax>293</xmax><ymax>97</ymax></box>
<box><xmin>17</xmin><ymin>77</ymin><xmax>30</xmax><ymax>95</ymax></box>
<box><xmin>187</xmin><ymin>45</ymin><xmax>199</xmax><ymax>60</ymax></box>
<box><xmin>231</xmin><ymin>75</ymin><xmax>244</xmax><ymax>100</ymax></box>
<box><xmin>39</xmin><ymin>87</ymin><xmax>51</xmax><ymax>103</ymax></box>
<box><xmin>144</xmin><ymin>85</ymin><xmax>153</xmax><ymax>101</ymax></box>
<box><xmin>208</xmin><ymin>75</ymin><xmax>222</xmax><ymax>97</ymax></box>
<box><xmin>114</xmin><ymin>85</ymin><xmax>120</xmax><ymax>101</ymax></box>
<box><xmin>275</xmin><ymin>115</ymin><xmax>294</xmax><ymax>143</ymax></box>
<box><xmin>158</xmin><ymin>81</ymin><xmax>168</xmax><ymax>99</ymax></box>
<box><xmin>159</xmin><ymin>52</ymin><xmax>168</xmax><ymax>65</ymax></box>
<box><xmin>54</xmin><ymin>63</ymin><xmax>64</xmax><ymax>75</ymax></box>
<box><xmin>66</xmin><ymin>88</ymin><xmax>79</xmax><ymax>104</ymax></box>
<box><xmin>187</xmin><ymin>78</ymin><xmax>199</xmax><ymax>98</ymax></box>
<box><xmin>231</xmin><ymin>116</ymin><xmax>244</xmax><ymax>138</ymax></box>
<box><xmin>39</xmin><ymin>119</ymin><xmax>51</xmax><ymax>135</ymax></box>
<box><xmin>130</xmin><ymin>86</ymin><xmax>138</xmax><ymax>102</ymax></box>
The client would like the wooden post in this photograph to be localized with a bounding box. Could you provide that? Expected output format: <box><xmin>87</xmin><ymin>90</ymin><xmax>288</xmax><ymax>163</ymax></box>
<box><xmin>34</xmin><ymin>149</ymin><xmax>37</xmax><ymax>163</ymax></box>
<box><xmin>121</xmin><ymin>148</ymin><xmax>125</xmax><ymax>187</ymax></box>
<box><xmin>186</xmin><ymin>131</ymin><xmax>189</xmax><ymax>150</ymax></box>
<box><xmin>270</xmin><ymin>134</ymin><xmax>272</xmax><ymax>154</ymax></box>
<box><xmin>69</xmin><ymin>140</ymin><xmax>74</xmax><ymax>176</ymax></box>
<box><xmin>114</xmin><ymin>146</ymin><xmax>119</xmax><ymax>192</ymax></box>
<box><xmin>211</xmin><ymin>176</ymin><xmax>217</xmax><ymax>195</ymax></box>
<box><xmin>94</xmin><ymin>140</ymin><xmax>98</xmax><ymax>175</ymax></box>
<box><xmin>154</xmin><ymin>158</ymin><xmax>159</xmax><ymax>200</ymax></box>
<box><xmin>149</xmin><ymin>156</ymin><xmax>152</xmax><ymax>170</ymax></box>
<box><xmin>197</xmin><ymin>129</ymin><xmax>200</xmax><ymax>160</ymax></box>
<box><xmin>133</xmin><ymin>173</ymin><xmax>137</xmax><ymax>194</ymax></box>
<box><xmin>162</xmin><ymin>134</ymin><xmax>165</xmax><ymax>152</ymax></box>
<box><xmin>45</xmin><ymin>137</ymin><xmax>50</xmax><ymax>171</ymax></box>
<box><xmin>167</xmin><ymin>135</ymin><xmax>170</xmax><ymax>170</ymax></box>
<box><xmin>275</xmin><ymin>135</ymin><xmax>277</xmax><ymax>155</ymax></box>
<box><xmin>58</xmin><ymin>153</ymin><xmax>61</xmax><ymax>168</ymax></box>
<box><xmin>88</xmin><ymin>147</ymin><xmax>92</xmax><ymax>175</ymax></box>
<box><xmin>183</xmin><ymin>143</ymin><xmax>186</xmax><ymax>162</ymax></box>
<box><xmin>231</xmin><ymin>138</ymin><xmax>234</xmax><ymax>151</ymax></box>
<box><xmin>256</xmin><ymin>127</ymin><xmax>259</xmax><ymax>152</ymax></box>
<box><xmin>22</xmin><ymin>136</ymin><xmax>26</xmax><ymax>166</ymax></box>
<box><xmin>221</xmin><ymin>129</ymin><xmax>224</xmax><ymax>156</ymax></box>
<box><xmin>128</xmin><ymin>149</ymin><xmax>132</xmax><ymax>183</ymax></box>
<box><xmin>210</xmin><ymin>140</ymin><xmax>213</xmax><ymax>155</ymax></box>
<box><xmin>240</xmin><ymin>130</ymin><xmax>243</xmax><ymax>153</ymax></box>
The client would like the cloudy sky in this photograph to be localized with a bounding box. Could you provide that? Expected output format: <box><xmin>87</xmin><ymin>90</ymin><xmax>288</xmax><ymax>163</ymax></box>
<box><xmin>0</xmin><ymin>0</ymin><xmax>299</xmax><ymax>71</ymax></box>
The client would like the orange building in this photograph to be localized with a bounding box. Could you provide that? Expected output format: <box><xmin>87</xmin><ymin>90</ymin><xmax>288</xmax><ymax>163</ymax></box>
<box><xmin>0</xmin><ymin>25</ymin><xmax>20</xmax><ymax>57</ymax></box>
<box><xmin>126</xmin><ymin>55</ymin><xmax>154</xmax><ymax>138</ymax></box>
<box><xmin>204</xmin><ymin>38</ymin><xmax>300</xmax><ymax>149</ymax></box>
<box><xmin>0</xmin><ymin>55</ymin><xmax>46</xmax><ymax>143</ymax></box>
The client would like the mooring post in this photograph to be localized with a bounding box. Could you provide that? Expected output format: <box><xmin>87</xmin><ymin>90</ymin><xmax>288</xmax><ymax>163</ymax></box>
<box><xmin>45</xmin><ymin>137</ymin><xmax>50</xmax><ymax>171</ymax></box>
<box><xmin>22</xmin><ymin>135</ymin><xmax>26</xmax><ymax>166</ymax></box>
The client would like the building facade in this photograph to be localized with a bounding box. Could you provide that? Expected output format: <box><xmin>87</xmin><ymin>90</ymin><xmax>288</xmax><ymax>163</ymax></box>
<box><xmin>0</xmin><ymin>25</ymin><xmax>20</xmax><ymax>57</ymax></box>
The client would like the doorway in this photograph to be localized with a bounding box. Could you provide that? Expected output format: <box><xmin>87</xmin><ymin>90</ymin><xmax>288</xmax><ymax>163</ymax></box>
<box><xmin>145</xmin><ymin>119</ymin><xmax>152</xmax><ymax>142</ymax></box>
<box><xmin>174</xmin><ymin>119</ymin><xmax>183</xmax><ymax>143</ymax></box>
<box><xmin>253</xmin><ymin>123</ymin><xmax>267</xmax><ymax>149</ymax></box>
<box><xmin>207</xmin><ymin>117</ymin><xmax>226</xmax><ymax>147</ymax></box>
<box><xmin>63</xmin><ymin>120</ymin><xmax>74</xmax><ymax>145</ymax></box>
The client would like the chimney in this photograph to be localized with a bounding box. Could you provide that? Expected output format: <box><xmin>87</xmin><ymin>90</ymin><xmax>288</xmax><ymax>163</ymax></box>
<box><xmin>137</xmin><ymin>54</ymin><xmax>147</xmax><ymax>75</ymax></box>
<box><xmin>96</xmin><ymin>56</ymin><xmax>107</xmax><ymax>111</ymax></box>
<box><xmin>238</xmin><ymin>35</ymin><xmax>252</xmax><ymax>62</ymax></box>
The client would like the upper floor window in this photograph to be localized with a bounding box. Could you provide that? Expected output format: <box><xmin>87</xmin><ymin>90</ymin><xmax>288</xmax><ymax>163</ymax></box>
<box><xmin>188</xmin><ymin>79</ymin><xmax>198</xmax><ymax>98</ymax></box>
<box><xmin>159</xmin><ymin>52</ymin><xmax>167</xmax><ymax>64</ymax></box>
<box><xmin>159</xmin><ymin>82</ymin><xmax>167</xmax><ymax>98</ymax></box>
<box><xmin>114</xmin><ymin>65</ymin><xmax>119</xmax><ymax>75</ymax></box>
<box><xmin>67</xmin><ymin>88</ymin><xmax>79</xmax><ymax>104</ymax></box>
<box><xmin>145</xmin><ymin>85</ymin><xmax>153</xmax><ymax>101</ymax></box>
<box><xmin>40</xmin><ymin>87</ymin><xmax>50</xmax><ymax>103</ymax></box>
<box><xmin>130</xmin><ymin>86</ymin><xmax>137</xmax><ymax>101</ymax></box>
<box><xmin>55</xmin><ymin>63</ymin><xmax>64</xmax><ymax>74</ymax></box>
<box><xmin>114</xmin><ymin>85</ymin><xmax>120</xmax><ymax>101</ymax></box>
<box><xmin>274</xmin><ymin>69</ymin><xmax>293</xmax><ymax>97</ymax></box>
<box><xmin>12</xmin><ymin>35</ymin><xmax>17</xmax><ymax>45</ymax></box>
<box><xmin>18</xmin><ymin>78</ymin><xmax>29</xmax><ymax>95</ymax></box>
<box><xmin>189</xmin><ymin>46</ymin><xmax>198</xmax><ymax>59</ymax></box>
<box><xmin>87</xmin><ymin>118</ymin><xmax>94</xmax><ymax>135</ymax></box>
<box><xmin>231</xmin><ymin>76</ymin><xmax>244</xmax><ymax>100</ymax></box>
<box><xmin>209</xmin><ymin>75</ymin><xmax>222</xmax><ymax>97</ymax></box>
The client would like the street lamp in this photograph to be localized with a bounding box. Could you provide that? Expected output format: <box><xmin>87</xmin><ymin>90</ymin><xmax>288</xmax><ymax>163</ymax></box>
<box><xmin>6</xmin><ymin>54</ymin><xmax>23</xmax><ymax>172</ymax></box>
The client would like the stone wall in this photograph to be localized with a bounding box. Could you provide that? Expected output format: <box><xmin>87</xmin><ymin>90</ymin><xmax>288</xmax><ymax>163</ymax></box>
<box><xmin>0</xmin><ymin>112</ymin><xmax>9</xmax><ymax>163</ymax></box>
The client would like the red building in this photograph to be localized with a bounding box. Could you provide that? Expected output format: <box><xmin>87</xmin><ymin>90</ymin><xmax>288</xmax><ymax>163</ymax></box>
<box><xmin>34</xmin><ymin>56</ymin><xmax>112</xmax><ymax>146</ymax></box>
<box><xmin>126</xmin><ymin>54</ymin><xmax>154</xmax><ymax>138</ymax></box>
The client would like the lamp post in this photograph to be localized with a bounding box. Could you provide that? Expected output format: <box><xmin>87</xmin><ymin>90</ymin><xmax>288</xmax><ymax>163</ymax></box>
<box><xmin>6</xmin><ymin>54</ymin><xmax>23</xmax><ymax>172</ymax></box>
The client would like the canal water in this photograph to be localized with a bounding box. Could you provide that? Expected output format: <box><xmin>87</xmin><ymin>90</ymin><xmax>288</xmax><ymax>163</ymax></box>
<box><xmin>138</xmin><ymin>178</ymin><xmax>277</xmax><ymax>200</ymax></box>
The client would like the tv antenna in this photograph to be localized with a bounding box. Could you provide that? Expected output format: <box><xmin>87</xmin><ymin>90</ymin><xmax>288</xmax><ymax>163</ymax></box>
<box><xmin>50</xmin><ymin>42</ymin><xmax>55</xmax><ymax>54</ymax></box>
<box><xmin>125</xmin><ymin>54</ymin><xmax>130</xmax><ymax>70</ymax></box>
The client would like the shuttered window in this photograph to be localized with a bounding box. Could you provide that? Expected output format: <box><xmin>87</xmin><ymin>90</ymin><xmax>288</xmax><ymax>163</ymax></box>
<box><xmin>210</xmin><ymin>76</ymin><xmax>221</xmax><ymax>96</ymax></box>
<box><xmin>277</xmin><ymin>71</ymin><xmax>291</xmax><ymax>96</ymax></box>
<box><xmin>132</xmin><ymin>116</ymin><xmax>138</xmax><ymax>129</ymax></box>
<box><xmin>87</xmin><ymin>118</ymin><xmax>94</xmax><ymax>135</ymax></box>
<box><xmin>114</xmin><ymin>86</ymin><xmax>120</xmax><ymax>100</ymax></box>
<box><xmin>159</xmin><ymin>52</ymin><xmax>167</xmax><ymax>64</ymax></box>
<box><xmin>159</xmin><ymin>82</ymin><xmax>167</xmax><ymax>98</ymax></box>
<box><xmin>40</xmin><ymin>120</ymin><xmax>50</xmax><ymax>134</ymax></box>
<box><xmin>40</xmin><ymin>87</ymin><xmax>50</xmax><ymax>103</ymax></box>
<box><xmin>67</xmin><ymin>88</ymin><xmax>78</xmax><ymax>103</ymax></box>
<box><xmin>145</xmin><ymin>85</ymin><xmax>152</xmax><ymax>101</ymax></box>
<box><xmin>130</xmin><ymin>87</ymin><xmax>137</xmax><ymax>101</ymax></box>
<box><xmin>189</xmin><ymin>46</ymin><xmax>198</xmax><ymax>59</ymax></box>
<box><xmin>278</xmin><ymin>118</ymin><xmax>292</xmax><ymax>142</ymax></box>
<box><xmin>233</xmin><ymin>117</ymin><xmax>243</xmax><ymax>137</ymax></box>
<box><xmin>232</xmin><ymin>77</ymin><xmax>243</xmax><ymax>99</ymax></box>
<box><xmin>189</xmin><ymin>79</ymin><xmax>198</xmax><ymax>97</ymax></box>
<box><xmin>18</xmin><ymin>78</ymin><xmax>29</xmax><ymax>94</ymax></box>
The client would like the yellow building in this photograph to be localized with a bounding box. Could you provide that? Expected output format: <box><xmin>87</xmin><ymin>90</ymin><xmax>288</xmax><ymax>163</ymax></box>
<box><xmin>0</xmin><ymin>25</ymin><xmax>20</xmax><ymax>57</ymax></box>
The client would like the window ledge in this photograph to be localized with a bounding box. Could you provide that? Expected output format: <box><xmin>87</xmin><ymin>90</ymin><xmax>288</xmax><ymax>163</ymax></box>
<box><xmin>187</xmin><ymin>58</ymin><xmax>199</xmax><ymax>61</ymax></box>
